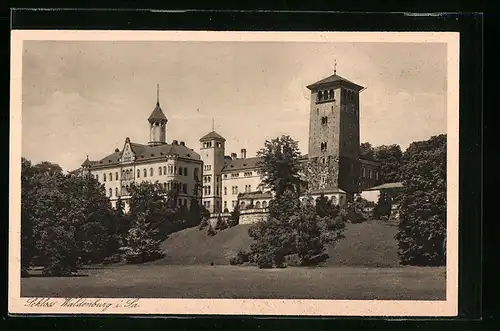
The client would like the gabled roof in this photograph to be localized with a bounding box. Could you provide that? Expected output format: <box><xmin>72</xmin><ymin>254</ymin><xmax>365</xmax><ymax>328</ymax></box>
<box><xmin>148</xmin><ymin>102</ymin><xmax>168</xmax><ymax>123</ymax></box>
<box><xmin>221</xmin><ymin>156</ymin><xmax>260</xmax><ymax>172</ymax></box>
<box><xmin>199</xmin><ymin>131</ymin><xmax>226</xmax><ymax>142</ymax></box>
<box><xmin>89</xmin><ymin>140</ymin><xmax>200</xmax><ymax>168</ymax></box>
<box><xmin>306</xmin><ymin>74</ymin><xmax>364</xmax><ymax>91</ymax></box>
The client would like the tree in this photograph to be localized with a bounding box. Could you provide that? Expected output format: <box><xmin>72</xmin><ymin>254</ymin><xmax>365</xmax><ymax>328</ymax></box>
<box><xmin>121</xmin><ymin>182</ymin><xmax>173</xmax><ymax>263</ymax></box>
<box><xmin>395</xmin><ymin>134</ymin><xmax>446</xmax><ymax>266</ymax></box>
<box><xmin>228</xmin><ymin>205</ymin><xmax>240</xmax><ymax>227</ymax></box>
<box><xmin>315</xmin><ymin>194</ymin><xmax>340</xmax><ymax>219</ymax></box>
<box><xmin>256</xmin><ymin>135</ymin><xmax>305</xmax><ymax>197</ymax></box>
<box><xmin>374</xmin><ymin>144</ymin><xmax>403</xmax><ymax>183</ymax></box>
<box><xmin>373</xmin><ymin>189</ymin><xmax>393</xmax><ymax>219</ymax></box>
<box><xmin>360</xmin><ymin>142</ymin><xmax>376</xmax><ymax>161</ymax></box>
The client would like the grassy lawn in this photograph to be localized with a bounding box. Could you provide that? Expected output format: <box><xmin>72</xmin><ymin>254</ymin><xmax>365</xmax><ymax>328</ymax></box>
<box><xmin>21</xmin><ymin>264</ymin><xmax>446</xmax><ymax>300</ymax></box>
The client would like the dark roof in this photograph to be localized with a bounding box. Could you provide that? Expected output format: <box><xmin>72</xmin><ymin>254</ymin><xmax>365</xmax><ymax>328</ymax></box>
<box><xmin>90</xmin><ymin>141</ymin><xmax>200</xmax><ymax>168</ymax></box>
<box><xmin>148</xmin><ymin>102</ymin><xmax>168</xmax><ymax>123</ymax></box>
<box><xmin>306</xmin><ymin>74</ymin><xmax>364</xmax><ymax>91</ymax></box>
<box><xmin>221</xmin><ymin>156</ymin><xmax>260</xmax><ymax>172</ymax></box>
<box><xmin>238</xmin><ymin>191</ymin><xmax>272</xmax><ymax>199</ymax></box>
<box><xmin>200</xmin><ymin>131</ymin><xmax>226</xmax><ymax>142</ymax></box>
<box><xmin>359</xmin><ymin>158</ymin><xmax>380</xmax><ymax>166</ymax></box>
<box><xmin>363</xmin><ymin>182</ymin><xmax>403</xmax><ymax>191</ymax></box>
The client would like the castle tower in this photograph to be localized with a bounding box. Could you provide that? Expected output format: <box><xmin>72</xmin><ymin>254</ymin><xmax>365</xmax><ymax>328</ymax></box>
<box><xmin>306</xmin><ymin>67</ymin><xmax>365</xmax><ymax>194</ymax></box>
<box><xmin>199</xmin><ymin>130</ymin><xmax>226</xmax><ymax>213</ymax></box>
<box><xmin>148</xmin><ymin>84</ymin><xmax>168</xmax><ymax>146</ymax></box>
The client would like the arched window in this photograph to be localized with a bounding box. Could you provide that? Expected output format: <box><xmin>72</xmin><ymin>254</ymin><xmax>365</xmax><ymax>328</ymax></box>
<box><xmin>109</xmin><ymin>188</ymin><xmax>112</xmax><ymax>197</ymax></box>
<box><xmin>159</xmin><ymin>167</ymin><xmax>162</xmax><ymax>176</ymax></box>
<box><xmin>163</xmin><ymin>166</ymin><xmax>166</xmax><ymax>175</ymax></box>
<box><xmin>144</xmin><ymin>169</ymin><xmax>147</xmax><ymax>177</ymax></box>
<box><xmin>331</xmin><ymin>196</ymin><xmax>337</xmax><ymax>205</ymax></box>
<box><xmin>103</xmin><ymin>173</ymin><xmax>107</xmax><ymax>182</ymax></box>
<box><xmin>255</xmin><ymin>201</ymin><xmax>261</xmax><ymax>209</ymax></box>
<box><xmin>194</xmin><ymin>168</ymin><xmax>199</xmax><ymax>180</ymax></box>
<box><xmin>329</xmin><ymin>89</ymin><xmax>334</xmax><ymax>99</ymax></box>
<box><xmin>317</xmin><ymin>91</ymin><xmax>323</xmax><ymax>101</ymax></box>
<box><xmin>109</xmin><ymin>172</ymin><xmax>112</xmax><ymax>181</ymax></box>
<box><xmin>150</xmin><ymin>168</ymin><xmax>153</xmax><ymax>176</ymax></box>
<box><xmin>224</xmin><ymin>187</ymin><xmax>227</xmax><ymax>195</ymax></box>
<box><xmin>240</xmin><ymin>201</ymin><xmax>246</xmax><ymax>209</ymax></box>
<box><xmin>95</xmin><ymin>174</ymin><xmax>99</xmax><ymax>181</ymax></box>
<box><xmin>324</xmin><ymin>90</ymin><xmax>329</xmax><ymax>99</ymax></box>
<box><xmin>115</xmin><ymin>172</ymin><xmax>118</xmax><ymax>180</ymax></box>
<box><xmin>262</xmin><ymin>201</ymin><xmax>267</xmax><ymax>208</ymax></box>
<box><xmin>137</xmin><ymin>169</ymin><xmax>140</xmax><ymax>178</ymax></box>
<box><xmin>115</xmin><ymin>187</ymin><xmax>118</xmax><ymax>197</ymax></box>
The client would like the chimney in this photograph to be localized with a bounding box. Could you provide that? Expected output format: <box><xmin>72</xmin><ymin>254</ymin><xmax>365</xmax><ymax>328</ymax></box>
<box><xmin>173</xmin><ymin>140</ymin><xmax>178</xmax><ymax>145</ymax></box>
<box><xmin>231</xmin><ymin>153</ymin><xmax>237</xmax><ymax>159</ymax></box>
<box><xmin>180</xmin><ymin>141</ymin><xmax>185</xmax><ymax>146</ymax></box>
<box><xmin>241</xmin><ymin>148</ymin><xmax>247</xmax><ymax>159</ymax></box>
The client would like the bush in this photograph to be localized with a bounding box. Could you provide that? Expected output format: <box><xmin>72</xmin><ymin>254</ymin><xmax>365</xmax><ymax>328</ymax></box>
<box><xmin>229</xmin><ymin>250</ymin><xmax>250</xmax><ymax>265</ymax></box>
<box><xmin>215</xmin><ymin>216</ymin><xmax>228</xmax><ymax>230</ymax></box>
<box><xmin>206</xmin><ymin>224</ymin><xmax>217</xmax><ymax>236</ymax></box>
<box><xmin>198</xmin><ymin>217</ymin><xmax>209</xmax><ymax>231</ymax></box>
<box><xmin>102</xmin><ymin>253</ymin><xmax>123</xmax><ymax>265</ymax></box>
<box><xmin>228</xmin><ymin>207</ymin><xmax>240</xmax><ymax>227</ymax></box>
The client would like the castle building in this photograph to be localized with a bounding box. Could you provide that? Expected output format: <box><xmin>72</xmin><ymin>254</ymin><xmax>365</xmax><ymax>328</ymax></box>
<box><xmin>81</xmin><ymin>86</ymin><xmax>202</xmax><ymax>212</ymax></box>
<box><xmin>80</xmin><ymin>71</ymin><xmax>381</xmax><ymax>214</ymax></box>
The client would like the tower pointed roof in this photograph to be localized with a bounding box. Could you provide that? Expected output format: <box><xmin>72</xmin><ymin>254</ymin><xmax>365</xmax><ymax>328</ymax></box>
<box><xmin>200</xmin><ymin>131</ymin><xmax>226</xmax><ymax>142</ymax></box>
<box><xmin>306</xmin><ymin>73</ymin><xmax>364</xmax><ymax>91</ymax></box>
<box><xmin>148</xmin><ymin>84</ymin><xmax>168</xmax><ymax>123</ymax></box>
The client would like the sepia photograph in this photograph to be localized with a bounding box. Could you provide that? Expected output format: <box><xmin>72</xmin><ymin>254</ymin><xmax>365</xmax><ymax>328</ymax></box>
<box><xmin>9</xmin><ymin>31</ymin><xmax>459</xmax><ymax>316</ymax></box>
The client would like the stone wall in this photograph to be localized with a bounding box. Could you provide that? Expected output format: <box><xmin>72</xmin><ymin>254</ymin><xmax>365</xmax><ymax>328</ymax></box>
<box><xmin>239</xmin><ymin>209</ymin><xmax>268</xmax><ymax>224</ymax></box>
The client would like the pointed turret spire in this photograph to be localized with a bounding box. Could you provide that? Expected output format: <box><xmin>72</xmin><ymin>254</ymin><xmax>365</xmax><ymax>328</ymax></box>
<box><xmin>148</xmin><ymin>84</ymin><xmax>168</xmax><ymax>123</ymax></box>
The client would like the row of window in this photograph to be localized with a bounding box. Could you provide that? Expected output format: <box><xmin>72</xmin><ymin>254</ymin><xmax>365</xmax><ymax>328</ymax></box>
<box><xmin>361</xmin><ymin>168</ymin><xmax>379</xmax><ymax>180</ymax></box>
<box><xmin>203</xmin><ymin>165</ymin><xmax>212</xmax><ymax>171</ymax></box>
<box><xmin>202</xmin><ymin>142</ymin><xmax>223</xmax><ymax>149</ymax></box>
<box><xmin>98</xmin><ymin>166</ymin><xmax>198</xmax><ymax>182</ymax></box>
<box><xmin>107</xmin><ymin>181</ymin><xmax>189</xmax><ymax>198</ymax></box>
<box><xmin>222</xmin><ymin>171</ymin><xmax>254</xmax><ymax>179</ymax></box>
<box><xmin>225</xmin><ymin>200</ymin><xmax>268</xmax><ymax>209</ymax></box>
<box><xmin>317</xmin><ymin>89</ymin><xmax>335</xmax><ymax>102</ymax></box>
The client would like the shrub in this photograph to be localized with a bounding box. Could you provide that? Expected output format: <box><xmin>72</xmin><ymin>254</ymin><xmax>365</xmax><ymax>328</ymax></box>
<box><xmin>229</xmin><ymin>250</ymin><xmax>250</xmax><ymax>265</ymax></box>
<box><xmin>228</xmin><ymin>207</ymin><xmax>240</xmax><ymax>227</ymax></box>
<box><xmin>198</xmin><ymin>217</ymin><xmax>209</xmax><ymax>231</ymax></box>
<box><xmin>206</xmin><ymin>224</ymin><xmax>217</xmax><ymax>236</ymax></box>
<box><xmin>215</xmin><ymin>216</ymin><xmax>228</xmax><ymax>230</ymax></box>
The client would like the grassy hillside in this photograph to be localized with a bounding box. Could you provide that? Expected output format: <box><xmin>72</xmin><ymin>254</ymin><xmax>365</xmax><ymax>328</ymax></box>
<box><xmin>151</xmin><ymin>220</ymin><xmax>400</xmax><ymax>267</ymax></box>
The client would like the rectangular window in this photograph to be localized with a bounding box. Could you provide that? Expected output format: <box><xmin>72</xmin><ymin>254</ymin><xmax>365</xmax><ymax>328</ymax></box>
<box><xmin>376</xmin><ymin>172</ymin><xmax>379</xmax><ymax>180</ymax></box>
<box><xmin>207</xmin><ymin>200</ymin><xmax>211</xmax><ymax>209</ymax></box>
<box><xmin>178</xmin><ymin>167</ymin><xmax>183</xmax><ymax>175</ymax></box>
<box><xmin>103</xmin><ymin>174</ymin><xmax>107</xmax><ymax>182</ymax></box>
<box><xmin>232</xmin><ymin>200</ymin><xmax>236</xmax><ymax>207</ymax></box>
<box><xmin>144</xmin><ymin>169</ymin><xmax>147</xmax><ymax>177</ymax></box>
<box><xmin>235</xmin><ymin>186</ymin><xmax>238</xmax><ymax>194</ymax></box>
<box><xmin>159</xmin><ymin>167</ymin><xmax>162</xmax><ymax>176</ymax></box>
<box><xmin>362</xmin><ymin>167</ymin><xmax>366</xmax><ymax>178</ymax></box>
<box><xmin>183</xmin><ymin>167</ymin><xmax>188</xmax><ymax>176</ymax></box>
<box><xmin>150</xmin><ymin>168</ymin><xmax>153</xmax><ymax>176</ymax></box>
<box><xmin>224</xmin><ymin>187</ymin><xmax>227</xmax><ymax>195</ymax></box>
<box><xmin>224</xmin><ymin>201</ymin><xmax>227</xmax><ymax>209</ymax></box>
<box><xmin>115</xmin><ymin>172</ymin><xmax>118</xmax><ymax>180</ymax></box>
<box><xmin>368</xmin><ymin>169</ymin><xmax>372</xmax><ymax>179</ymax></box>
<box><xmin>182</xmin><ymin>184</ymin><xmax>187</xmax><ymax>194</ymax></box>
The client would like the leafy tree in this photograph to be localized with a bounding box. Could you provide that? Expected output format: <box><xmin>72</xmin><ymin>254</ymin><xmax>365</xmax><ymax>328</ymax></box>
<box><xmin>374</xmin><ymin>144</ymin><xmax>403</xmax><ymax>183</ymax></box>
<box><xmin>315</xmin><ymin>194</ymin><xmax>340</xmax><ymax>218</ymax></box>
<box><xmin>228</xmin><ymin>205</ymin><xmax>240</xmax><ymax>227</ymax></box>
<box><xmin>256</xmin><ymin>135</ymin><xmax>305</xmax><ymax>197</ymax></box>
<box><xmin>122</xmin><ymin>182</ymin><xmax>174</xmax><ymax>263</ymax></box>
<box><xmin>373</xmin><ymin>189</ymin><xmax>393</xmax><ymax>219</ymax></box>
<box><xmin>395</xmin><ymin>134</ymin><xmax>446</xmax><ymax>266</ymax></box>
<box><xmin>360</xmin><ymin>142</ymin><xmax>376</xmax><ymax>161</ymax></box>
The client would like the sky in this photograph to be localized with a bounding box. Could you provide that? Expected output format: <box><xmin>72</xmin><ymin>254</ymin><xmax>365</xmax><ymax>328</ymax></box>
<box><xmin>21</xmin><ymin>40</ymin><xmax>447</xmax><ymax>172</ymax></box>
